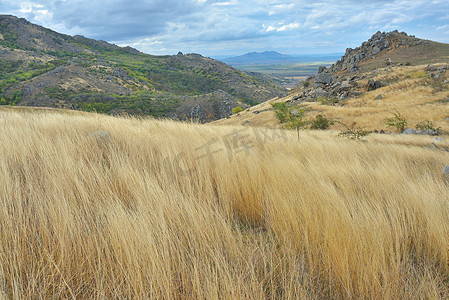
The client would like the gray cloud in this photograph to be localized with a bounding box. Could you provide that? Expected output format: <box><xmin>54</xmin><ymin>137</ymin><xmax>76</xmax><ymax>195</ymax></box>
<box><xmin>1</xmin><ymin>0</ymin><xmax>449</xmax><ymax>56</ymax></box>
<box><xmin>2</xmin><ymin>0</ymin><xmax>210</xmax><ymax>39</ymax></box>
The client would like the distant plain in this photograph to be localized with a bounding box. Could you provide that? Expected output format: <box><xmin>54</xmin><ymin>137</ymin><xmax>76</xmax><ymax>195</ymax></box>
<box><xmin>234</xmin><ymin>62</ymin><xmax>334</xmax><ymax>88</ymax></box>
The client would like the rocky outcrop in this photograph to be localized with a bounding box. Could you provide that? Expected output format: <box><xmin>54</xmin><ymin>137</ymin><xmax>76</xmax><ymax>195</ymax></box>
<box><xmin>189</xmin><ymin>105</ymin><xmax>206</xmax><ymax>121</ymax></box>
<box><xmin>212</xmin><ymin>90</ymin><xmax>238</xmax><ymax>119</ymax></box>
<box><xmin>291</xmin><ymin>30</ymin><xmax>432</xmax><ymax>104</ymax></box>
<box><xmin>113</xmin><ymin>67</ymin><xmax>133</xmax><ymax>81</ymax></box>
<box><xmin>174</xmin><ymin>90</ymin><xmax>238</xmax><ymax>123</ymax></box>
<box><xmin>402</xmin><ymin>128</ymin><xmax>440</xmax><ymax>136</ymax></box>
<box><xmin>293</xmin><ymin>72</ymin><xmax>362</xmax><ymax>103</ymax></box>
<box><xmin>426</xmin><ymin>65</ymin><xmax>449</xmax><ymax>78</ymax></box>
<box><xmin>314</xmin><ymin>72</ymin><xmax>333</xmax><ymax>87</ymax></box>
<box><xmin>328</xmin><ymin>30</ymin><xmax>417</xmax><ymax>74</ymax></box>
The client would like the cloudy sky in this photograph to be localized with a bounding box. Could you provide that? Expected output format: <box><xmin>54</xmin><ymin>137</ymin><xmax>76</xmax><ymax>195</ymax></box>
<box><xmin>1</xmin><ymin>0</ymin><xmax>449</xmax><ymax>57</ymax></box>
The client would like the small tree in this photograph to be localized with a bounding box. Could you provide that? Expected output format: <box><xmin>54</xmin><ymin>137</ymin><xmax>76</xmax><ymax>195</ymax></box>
<box><xmin>385</xmin><ymin>109</ymin><xmax>407</xmax><ymax>133</ymax></box>
<box><xmin>271</xmin><ymin>102</ymin><xmax>307</xmax><ymax>140</ymax></box>
<box><xmin>335</xmin><ymin>120</ymin><xmax>370</xmax><ymax>140</ymax></box>
<box><xmin>232</xmin><ymin>106</ymin><xmax>243</xmax><ymax>114</ymax></box>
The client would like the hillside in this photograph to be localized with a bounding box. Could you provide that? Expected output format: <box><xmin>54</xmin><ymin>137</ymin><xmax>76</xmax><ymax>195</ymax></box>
<box><xmin>0</xmin><ymin>15</ymin><xmax>285</xmax><ymax>122</ymax></box>
<box><xmin>215</xmin><ymin>31</ymin><xmax>449</xmax><ymax>131</ymax></box>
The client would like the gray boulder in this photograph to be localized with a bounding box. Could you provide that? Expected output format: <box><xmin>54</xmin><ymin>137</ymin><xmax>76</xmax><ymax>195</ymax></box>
<box><xmin>190</xmin><ymin>105</ymin><xmax>206</xmax><ymax>121</ymax></box>
<box><xmin>374</xmin><ymin>94</ymin><xmax>383</xmax><ymax>100</ymax></box>
<box><xmin>340</xmin><ymin>81</ymin><xmax>351</xmax><ymax>89</ymax></box>
<box><xmin>443</xmin><ymin>166</ymin><xmax>449</xmax><ymax>179</ymax></box>
<box><xmin>318</xmin><ymin>66</ymin><xmax>328</xmax><ymax>74</ymax></box>
<box><xmin>402</xmin><ymin>128</ymin><xmax>416</xmax><ymax>134</ymax></box>
<box><xmin>372</xmin><ymin>46</ymin><xmax>381</xmax><ymax>55</ymax></box>
<box><xmin>417</xmin><ymin>129</ymin><xmax>440</xmax><ymax>136</ymax></box>
<box><xmin>315</xmin><ymin>72</ymin><xmax>333</xmax><ymax>85</ymax></box>
<box><xmin>367</xmin><ymin>79</ymin><xmax>382</xmax><ymax>91</ymax></box>
<box><xmin>312</xmin><ymin>87</ymin><xmax>329</xmax><ymax>98</ymax></box>
<box><xmin>291</xmin><ymin>109</ymin><xmax>300</xmax><ymax>116</ymax></box>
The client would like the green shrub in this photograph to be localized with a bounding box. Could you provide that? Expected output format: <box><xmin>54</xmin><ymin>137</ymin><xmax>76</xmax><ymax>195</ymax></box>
<box><xmin>385</xmin><ymin>109</ymin><xmax>407</xmax><ymax>133</ymax></box>
<box><xmin>310</xmin><ymin>114</ymin><xmax>334</xmax><ymax>130</ymax></box>
<box><xmin>415</xmin><ymin>120</ymin><xmax>442</xmax><ymax>133</ymax></box>
<box><xmin>10</xmin><ymin>90</ymin><xmax>22</xmax><ymax>105</ymax></box>
<box><xmin>232</xmin><ymin>106</ymin><xmax>243</xmax><ymax>114</ymax></box>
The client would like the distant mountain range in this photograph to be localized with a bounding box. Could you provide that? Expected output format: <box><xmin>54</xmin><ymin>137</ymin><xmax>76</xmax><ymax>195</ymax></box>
<box><xmin>219</xmin><ymin>51</ymin><xmax>341</xmax><ymax>65</ymax></box>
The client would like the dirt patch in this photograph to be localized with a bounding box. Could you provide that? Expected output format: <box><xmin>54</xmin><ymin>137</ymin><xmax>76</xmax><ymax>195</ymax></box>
<box><xmin>60</xmin><ymin>77</ymin><xmax>103</xmax><ymax>92</ymax></box>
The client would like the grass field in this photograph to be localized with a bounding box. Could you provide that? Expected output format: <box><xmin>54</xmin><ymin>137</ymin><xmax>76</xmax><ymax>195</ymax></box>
<box><xmin>1</xmin><ymin>108</ymin><xmax>448</xmax><ymax>298</ymax></box>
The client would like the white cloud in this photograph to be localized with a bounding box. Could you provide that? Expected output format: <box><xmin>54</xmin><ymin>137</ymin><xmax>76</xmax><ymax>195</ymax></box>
<box><xmin>19</xmin><ymin>2</ymin><xmax>44</xmax><ymax>13</ymax></box>
<box><xmin>213</xmin><ymin>1</ymin><xmax>236</xmax><ymax>6</ymax></box>
<box><xmin>277</xmin><ymin>22</ymin><xmax>299</xmax><ymax>32</ymax></box>
<box><xmin>273</xmin><ymin>4</ymin><xmax>294</xmax><ymax>9</ymax></box>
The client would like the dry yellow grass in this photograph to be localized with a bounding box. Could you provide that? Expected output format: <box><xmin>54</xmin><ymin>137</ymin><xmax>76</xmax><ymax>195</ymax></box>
<box><xmin>1</xmin><ymin>109</ymin><xmax>449</xmax><ymax>299</ymax></box>
<box><xmin>308</xmin><ymin>66</ymin><xmax>449</xmax><ymax>131</ymax></box>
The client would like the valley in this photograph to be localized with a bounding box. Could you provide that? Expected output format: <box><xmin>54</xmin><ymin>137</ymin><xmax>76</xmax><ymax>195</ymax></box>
<box><xmin>218</xmin><ymin>51</ymin><xmax>340</xmax><ymax>88</ymax></box>
<box><xmin>231</xmin><ymin>62</ymin><xmax>334</xmax><ymax>89</ymax></box>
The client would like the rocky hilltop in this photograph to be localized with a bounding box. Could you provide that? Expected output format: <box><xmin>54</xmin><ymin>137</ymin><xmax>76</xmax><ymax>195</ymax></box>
<box><xmin>0</xmin><ymin>15</ymin><xmax>285</xmax><ymax>122</ymax></box>
<box><xmin>330</xmin><ymin>30</ymin><xmax>427</xmax><ymax>73</ymax></box>
<box><xmin>293</xmin><ymin>30</ymin><xmax>449</xmax><ymax>103</ymax></box>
